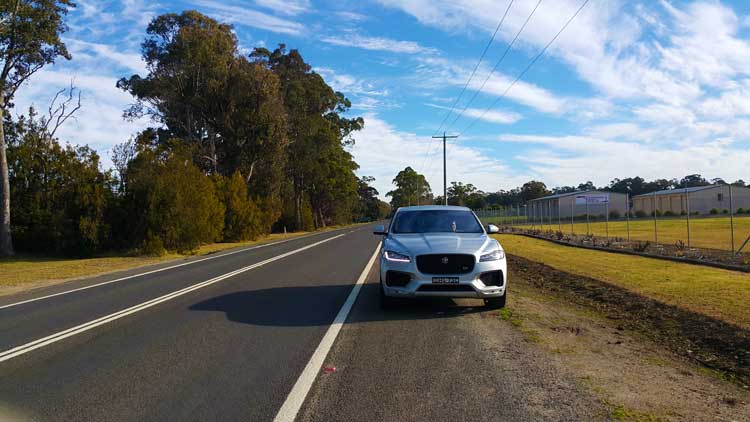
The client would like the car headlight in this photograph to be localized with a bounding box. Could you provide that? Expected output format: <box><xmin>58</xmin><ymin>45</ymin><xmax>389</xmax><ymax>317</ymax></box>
<box><xmin>479</xmin><ymin>249</ymin><xmax>505</xmax><ymax>262</ymax></box>
<box><xmin>384</xmin><ymin>250</ymin><xmax>411</xmax><ymax>263</ymax></box>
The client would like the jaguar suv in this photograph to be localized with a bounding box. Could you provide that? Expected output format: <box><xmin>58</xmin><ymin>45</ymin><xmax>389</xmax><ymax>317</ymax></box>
<box><xmin>373</xmin><ymin>205</ymin><xmax>507</xmax><ymax>308</ymax></box>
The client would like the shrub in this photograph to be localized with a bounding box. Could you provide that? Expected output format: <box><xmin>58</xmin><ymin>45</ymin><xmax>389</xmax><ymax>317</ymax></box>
<box><xmin>651</xmin><ymin>210</ymin><xmax>663</xmax><ymax>217</ymax></box>
<box><xmin>126</xmin><ymin>151</ymin><xmax>225</xmax><ymax>253</ymax></box>
<box><xmin>214</xmin><ymin>172</ymin><xmax>265</xmax><ymax>242</ymax></box>
<box><xmin>737</xmin><ymin>208</ymin><xmax>746</xmax><ymax>214</ymax></box>
<box><xmin>691</xmin><ymin>211</ymin><xmax>700</xmax><ymax>216</ymax></box>
<box><xmin>635</xmin><ymin>210</ymin><xmax>647</xmax><ymax>218</ymax></box>
<box><xmin>663</xmin><ymin>210</ymin><xmax>676</xmax><ymax>217</ymax></box>
<box><xmin>722</xmin><ymin>209</ymin><xmax>729</xmax><ymax>214</ymax></box>
<box><xmin>609</xmin><ymin>210</ymin><xmax>621</xmax><ymax>219</ymax></box>
<box><xmin>680</xmin><ymin>210</ymin><xmax>687</xmax><ymax>216</ymax></box>
<box><xmin>710</xmin><ymin>208</ymin><xmax>719</xmax><ymax>215</ymax></box>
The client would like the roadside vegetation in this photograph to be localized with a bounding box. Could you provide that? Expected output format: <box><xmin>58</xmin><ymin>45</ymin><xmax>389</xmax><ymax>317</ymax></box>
<box><xmin>0</xmin><ymin>5</ymin><xmax>389</xmax><ymax>261</ymax></box>
<box><xmin>495</xmin><ymin>234</ymin><xmax>750</xmax><ymax>329</ymax></box>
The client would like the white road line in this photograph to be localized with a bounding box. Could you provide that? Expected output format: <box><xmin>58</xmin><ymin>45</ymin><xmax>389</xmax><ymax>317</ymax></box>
<box><xmin>0</xmin><ymin>234</ymin><xmax>346</xmax><ymax>363</ymax></box>
<box><xmin>0</xmin><ymin>230</ymin><xmax>340</xmax><ymax>311</ymax></box>
<box><xmin>274</xmin><ymin>243</ymin><xmax>381</xmax><ymax>422</ymax></box>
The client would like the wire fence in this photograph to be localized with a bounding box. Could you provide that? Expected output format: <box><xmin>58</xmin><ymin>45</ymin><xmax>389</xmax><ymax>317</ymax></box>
<box><xmin>475</xmin><ymin>184</ymin><xmax>750</xmax><ymax>260</ymax></box>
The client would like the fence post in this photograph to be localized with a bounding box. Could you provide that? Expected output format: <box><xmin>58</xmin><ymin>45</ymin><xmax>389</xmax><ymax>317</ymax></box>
<box><xmin>605</xmin><ymin>199</ymin><xmax>609</xmax><ymax>241</ymax></box>
<box><xmin>626</xmin><ymin>193</ymin><xmax>631</xmax><ymax>242</ymax></box>
<box><xmin>586</xmin><ymin>197</ymin><xmax>590</xmax><ymax>235</ymax></box>
<box><xmin>652</xmin><ymin>191</ymin><xmax>658</xmax><ymax>244</ymax></box>
<box><xmin>570</xmin><ymin>198</ymin><xmax>574</xmax><ymax>234</ymax></box>
<box><xmin>729</xmin><ymin>184</ymin><xmax>735</xmax><ymax>257</ymax></box>
<box><xmin>685</xmin><ymin>187</ymin><xmax>691</xmax><ymax>249</ymax></box>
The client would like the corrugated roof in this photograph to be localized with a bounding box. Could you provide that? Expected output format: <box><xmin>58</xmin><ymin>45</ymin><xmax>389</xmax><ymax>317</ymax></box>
<box><xmin>528</xmin><ymin>190</ymin><xmax>620</xmax><ymax>202</ymax></box>
<box><xmin>632</xmin><ymin>185</ymin><xmax>717</xmax><ymax>198</ymax></box>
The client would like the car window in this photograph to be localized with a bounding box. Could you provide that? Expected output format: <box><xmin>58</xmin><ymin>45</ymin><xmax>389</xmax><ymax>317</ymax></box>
<box><xmin>391</xmin><ymin>210</ymin><xmax>483</xmax><ymax>234</ymax></box>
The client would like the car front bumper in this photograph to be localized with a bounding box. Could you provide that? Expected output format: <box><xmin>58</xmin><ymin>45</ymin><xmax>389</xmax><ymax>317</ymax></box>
<box><xmin>380</xmin><ymin>255</ymin><xmax>507</xmax><ymax>299</ymax></box>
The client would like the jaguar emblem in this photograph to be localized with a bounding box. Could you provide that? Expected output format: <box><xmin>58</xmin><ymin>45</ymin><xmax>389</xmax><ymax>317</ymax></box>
<box><xmin>441</xmin><ymin>256</ymin><xmax>449</xmax><ymax>264</ymax></box>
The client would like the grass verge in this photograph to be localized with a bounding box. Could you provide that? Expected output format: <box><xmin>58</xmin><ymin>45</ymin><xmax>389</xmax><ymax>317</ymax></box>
<box><xmin>494</xmin><ymin>233</ymin><xmax>750</xmax><ymax>329</ymax></box>
<box><xmin>484</xmin><ymin>215</ymin><xmax>750</xmax><ymax>252</ymax></box>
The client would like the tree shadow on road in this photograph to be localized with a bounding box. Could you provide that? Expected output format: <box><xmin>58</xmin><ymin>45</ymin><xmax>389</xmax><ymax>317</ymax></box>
<box><xmin>189</xmin><ymin>282</ymin><xmax>486</xmax><ymax>327</ymax></box>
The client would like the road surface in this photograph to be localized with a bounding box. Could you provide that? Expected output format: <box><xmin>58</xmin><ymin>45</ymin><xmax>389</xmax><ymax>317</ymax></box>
<box><xmin>0</xmin><ymin>225</ymin><xmax>605</xmax><ymax>421</ymax></box>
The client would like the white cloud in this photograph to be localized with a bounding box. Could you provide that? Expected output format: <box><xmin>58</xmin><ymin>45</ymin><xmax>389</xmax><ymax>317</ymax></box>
<box><xmin>320</xmin><ymin>33</ymin><xmax>437</xmax><ymax>54</ymax></box>
<box><xmin>12</xmin><ymin>69</ymin><xmax>149</xmax><ymax>169</ymax></box>
<box><xmin>499</xmin><ymin>133</ymin><xmax>750</xmax><ymax>187</ymax></box>
<box><xmin>254</xmin><ymin>0</ymin><xmax>310</xmax><ymax>16</ymax></box>
<box><xmin>189</xmin><ymin>0</ymin><xmax>305</xmax><ymax>35</ymax></box>
<box><xmin>66</xmin><ymin>39</ymin><xmax>146</xmax><ymax>75</ymax></box>
<box><xmin>351</xmin><ymin>115</ymin><xmax>530</xmax><ymax>198</ymax></box>
<box><xmin>426</xmin><ymin>103</ymin><xmax>521</xmax><ymax>124</ymax></box>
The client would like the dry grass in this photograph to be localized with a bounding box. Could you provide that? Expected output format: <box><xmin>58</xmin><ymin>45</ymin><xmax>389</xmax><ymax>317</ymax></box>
<box><xmin>0</xmin><ymin>232</ymin><xmax>314</xmax><ymax>292</ymax></box>
<box><xmin>494</xmin><ymin>234</ymin><xmax>750</xmax><ymax>329</ymax></box>
<box><xmin>486</xmin><ymin>216</ymin><xmax>750</xmax><ymax>252</ymax></box>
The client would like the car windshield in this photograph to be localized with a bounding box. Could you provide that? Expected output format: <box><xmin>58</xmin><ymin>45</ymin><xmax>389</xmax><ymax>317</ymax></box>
<box><xmin>391</xmin><ymin>210</ymin><xmax>483</xmax><ymax>234</ymax></box>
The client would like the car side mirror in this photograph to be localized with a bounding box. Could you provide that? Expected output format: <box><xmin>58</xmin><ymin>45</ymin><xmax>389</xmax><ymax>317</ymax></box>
<box><xmin>373</xmin><ymin>225</ymin><xmax>388</xmax><ymax>235</ymax></box>
<box><xmin>486</xmin><ymin>224</ymin><xmax>500</xmax><ymax>234</ymax></box>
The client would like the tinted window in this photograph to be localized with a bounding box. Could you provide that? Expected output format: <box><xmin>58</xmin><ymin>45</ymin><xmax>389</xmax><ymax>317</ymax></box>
<box><xmin>391</xmin><ymin>210</ymin><xmax>483</xmax><ymax>234</ymax></box>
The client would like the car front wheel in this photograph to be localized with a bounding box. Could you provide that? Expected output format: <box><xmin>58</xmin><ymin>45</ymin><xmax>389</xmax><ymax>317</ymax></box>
<box><xmin>484</xmin><ymin>291</ymin><xmax>507</xmax><ymax>309</ymax></box>
<box><xmin>380</xmin><ymin>283</ymin><xmax>397</xmax><ymax>309</ymax></box>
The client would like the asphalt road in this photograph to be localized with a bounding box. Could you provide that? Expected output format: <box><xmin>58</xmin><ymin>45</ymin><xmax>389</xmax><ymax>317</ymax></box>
<box><xmin>0</xmin><ymin>224</ymin><xmax>604</xmax><ymax>421</ymax></box>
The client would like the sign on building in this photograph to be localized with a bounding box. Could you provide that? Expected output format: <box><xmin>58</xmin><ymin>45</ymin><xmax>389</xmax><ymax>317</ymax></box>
<box><xmin>575</xmin><ymin>194</ymin><xmax>609</xmax><ymax>205</ymax></box>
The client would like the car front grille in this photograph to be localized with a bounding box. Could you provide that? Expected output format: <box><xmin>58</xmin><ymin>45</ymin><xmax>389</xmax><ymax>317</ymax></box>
<box><xmin>418</xmin><ymin>284</ymin><xmax>475</xmax><ymax>292</ymax></box>
<box><xmin>416</xmin><ymin>254</ymin><xmax>475</xmax><ymax>275</ymax></box>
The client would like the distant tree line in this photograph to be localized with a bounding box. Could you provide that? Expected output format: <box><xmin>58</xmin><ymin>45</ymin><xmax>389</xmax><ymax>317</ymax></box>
<box><xmin>0</xmin><ymin>7</ymin><xmax>388</xmax><ymax>257</ymax></box>
<box><xmin>386</xmin><ymin>167</ymin><xmax>746</xmax><ymax>211</ymax></box>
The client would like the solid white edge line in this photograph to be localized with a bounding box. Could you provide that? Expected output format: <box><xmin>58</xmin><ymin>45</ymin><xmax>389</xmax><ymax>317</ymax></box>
<box><xmin>0</xmin><ymin>229</ymin><xmax>346</xmax><ymax>311</ymax></box>
<box><xmin>0</xmin><ymin>234</ymin><xmax>346</xmax><ymax>363</ymax></box>
<box><xmin>274</xmin><ymin>243</ymin><xmax>381</xmax><ymax>422</ymax></box>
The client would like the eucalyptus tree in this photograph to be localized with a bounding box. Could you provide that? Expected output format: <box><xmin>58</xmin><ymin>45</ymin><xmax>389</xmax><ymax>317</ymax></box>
<box><xmin>0</xmin><ymin>0</ymin><xmax>74</xmax><ymax>256</ymax></box>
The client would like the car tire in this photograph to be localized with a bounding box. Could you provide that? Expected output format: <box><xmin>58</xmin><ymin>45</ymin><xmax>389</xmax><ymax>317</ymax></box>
<box><xmin>484</xmin><ymin>291</ymin><xmax>507</xmax><ymax>309</ymax></box>
<box><xmin>380</xmin><ymin>283</ymin><xmax>397</xmax><ymax>309</ymax></box>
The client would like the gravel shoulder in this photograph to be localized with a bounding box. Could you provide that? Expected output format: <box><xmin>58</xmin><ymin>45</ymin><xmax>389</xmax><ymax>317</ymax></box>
<box><xmin>299</xmin><ymin>257</ymin><xmax>750</xmax><ymax>422</ymax></box>
<box><xmin>298</xmin><ymin>270</ymin><xmax>609</xmax><ymax>422</ymax></box>
<box><xmin>505</xmin><ymin>257</ymin><xmax>750</xmax><ymax>421</ymax></box>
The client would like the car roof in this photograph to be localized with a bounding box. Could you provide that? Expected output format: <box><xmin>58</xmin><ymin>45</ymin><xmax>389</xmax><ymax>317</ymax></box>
<box><xmin>396</xmin><ymin>205</ymin><xmax>471</xmax><ymax>212</ymax></box>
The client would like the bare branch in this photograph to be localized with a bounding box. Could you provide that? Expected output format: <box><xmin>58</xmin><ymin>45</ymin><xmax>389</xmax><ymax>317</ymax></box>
<box><xmin>45</xmin><ymin>81</ymin><xmax>82</xmax><ymax>139</ymax></box>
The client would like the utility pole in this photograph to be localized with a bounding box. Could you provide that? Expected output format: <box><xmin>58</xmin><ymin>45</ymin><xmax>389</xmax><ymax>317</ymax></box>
<box><xmin>432</xmin><ymin>132</ymin><xmax>458</xmax><ymax>206</ymax></box>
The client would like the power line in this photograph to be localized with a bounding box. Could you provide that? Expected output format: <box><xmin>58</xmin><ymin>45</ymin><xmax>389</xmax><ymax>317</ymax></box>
<box><xmin>432</xmin><ymin>0</ymin><xmax>515</xmax><ymax>137</ymax></box>
<box><xmin>418</xmin><ymin>0</ymin><xmax>515</xmax><ymax>178</ymax></box>
<box><xmin>445</xmin><ymin>0</ymin><xmax>542</xmax><ymax>133</ymax></box>
<box><xmin>459</xmin><ymin>0</ymin><xmax>590</xmax><ymax>137</ymax></box>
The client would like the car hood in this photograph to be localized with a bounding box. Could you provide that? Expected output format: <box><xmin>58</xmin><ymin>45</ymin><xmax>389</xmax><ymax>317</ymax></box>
<box><xmin>384</xmin><ymin>233</ymin><xmax>498</xmax><ymax>256</ymax></box>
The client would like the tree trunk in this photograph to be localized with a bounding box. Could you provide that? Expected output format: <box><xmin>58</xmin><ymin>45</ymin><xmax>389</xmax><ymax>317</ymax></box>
<box><xmin>0</xmin><ymin>104</ymin><xmax>14</xmax><ymax>256</ymax></box>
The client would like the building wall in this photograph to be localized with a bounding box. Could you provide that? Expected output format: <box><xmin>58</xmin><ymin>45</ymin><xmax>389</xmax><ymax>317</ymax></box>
<box><xmin>528</xmin><ymin>191</ymin><xmax>629</xmax><ymax>220</ymax></box>
<box><xmin>633</xmin><ymin>186</ymin><xmax>750</xmax><ymax>215</ymax></box>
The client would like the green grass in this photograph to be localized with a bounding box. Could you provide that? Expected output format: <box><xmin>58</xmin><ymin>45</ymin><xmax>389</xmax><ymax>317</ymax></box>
<box><xmin>494</xmin><ymin>234</ymin><xmax>750</xmax><ymax>329</ymax></box>
<box><xmin>485</xmin><ymin>215</ymin><xmax>750</xmax><ymax>252</ymax></box>
<box><xmin>0</xmin><ymin>231</ymin><xmax>317</xmax><ymax>291</ymax></box>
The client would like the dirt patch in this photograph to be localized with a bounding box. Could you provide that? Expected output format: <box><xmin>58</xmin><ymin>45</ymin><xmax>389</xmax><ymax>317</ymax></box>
<box><xmin>507</xmin><ymin>254</ymin><xmax>750</xmax><ymax>388</ymax></box>
<box><xmin>499</xmin><ymin>266</ymin><xmax>750</xmax><ymax>421</ymax></box>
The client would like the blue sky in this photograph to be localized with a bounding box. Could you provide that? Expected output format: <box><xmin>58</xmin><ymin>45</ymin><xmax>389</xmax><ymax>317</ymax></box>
<box><xmin>13</xmin><ymin>0</ymin><xmax>750</xmax><ymax>198</ymax></box>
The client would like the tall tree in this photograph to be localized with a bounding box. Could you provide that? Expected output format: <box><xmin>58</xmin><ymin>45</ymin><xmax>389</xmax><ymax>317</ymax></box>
<box><xmin>386</xmin><ymin>166</ymin><xmax>432</xmax><ymax>209</ymax></box>
<box><xmin>118</xmin><ymin>11</ymin><xmax>289</xmax><ymax>229</ymax></box>
<box><xmin>679</xmin><ymin>174</ymin><xmax>710</xmax><ymax>188</ymax></box>
<box><xmin>251</xmin><ymin>45</ymin><xmax>363</xmax><ymax>229</ymax></box>
<box><xmin>0</xmin><ymin>0</ymin><xmax>74</xmax><ymax>256</ymax></box>
<box><xmin>519</xmin><ymin>181</ymin><xmax>549</xmax><ymax>202</ymax></box>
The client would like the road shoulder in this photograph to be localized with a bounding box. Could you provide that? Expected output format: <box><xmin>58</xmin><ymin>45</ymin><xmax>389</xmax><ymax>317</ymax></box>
<box><xmin>504</xmin><ymin>255</ymin><xmax>750</xmax><ymax>421</ymax></box>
